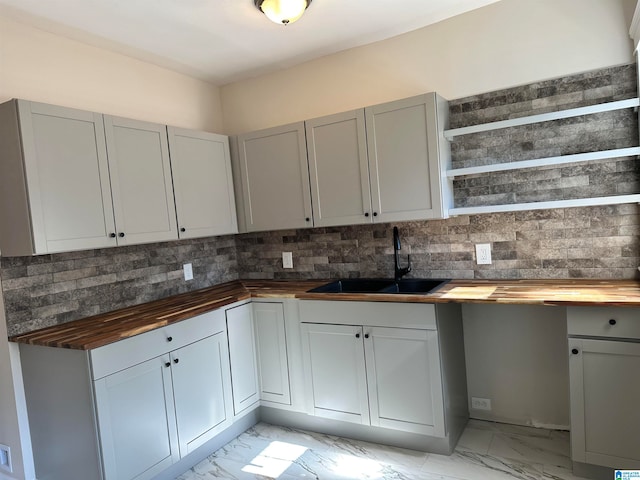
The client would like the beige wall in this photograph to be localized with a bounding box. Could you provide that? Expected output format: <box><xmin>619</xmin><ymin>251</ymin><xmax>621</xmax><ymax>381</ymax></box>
<box><xmin>0</xmin><ymin>15</ymin><xmax>223</xmax><ymax>133</ymax></box>
<box><xmin>221</xmin><ymin>0</ymin><xmax>636</xmax><ymax>134</ymax></box>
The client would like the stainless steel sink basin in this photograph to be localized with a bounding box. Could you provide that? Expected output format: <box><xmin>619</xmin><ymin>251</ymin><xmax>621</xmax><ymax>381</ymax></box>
<box><xmin>307</xmin><ymin>278</ymin><xmax>449</xmax><ymax>294</ymax></box>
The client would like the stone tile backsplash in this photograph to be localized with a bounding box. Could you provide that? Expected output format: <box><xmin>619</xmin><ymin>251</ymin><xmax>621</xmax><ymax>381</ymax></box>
<box><xmin>2</xmin><ymin>63</ymin><xmax>640</xmax><ymax>335</ymax></box>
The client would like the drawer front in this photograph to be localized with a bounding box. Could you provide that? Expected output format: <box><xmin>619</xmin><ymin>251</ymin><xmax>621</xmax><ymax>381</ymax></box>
<box><xmin>299</xmin><ymin>300</ymin><xmax>436</xmax><ymax>330</ymax></box>
<box><xmin>91</xmin><ymin>309</ymin><xmax>226</xmax><ymax>379</ymax></box>
<box><xmin>567</xmin><ymin>306</ymin><xmax>640</xmax><ymax>340</ymax></box>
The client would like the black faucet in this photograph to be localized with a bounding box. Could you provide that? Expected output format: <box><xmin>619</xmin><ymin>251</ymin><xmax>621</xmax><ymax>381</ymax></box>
<box><xmin>393</xmin><ymin>226</ymin><xmax>412</xmax><ymax>282</ymax></box>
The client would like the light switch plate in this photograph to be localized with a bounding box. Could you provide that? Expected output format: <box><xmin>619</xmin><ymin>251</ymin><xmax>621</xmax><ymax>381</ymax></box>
<box><xmin>475</xmin><ymin>244</ymin><xmax>492</xmax><ymax>265</ymax></box>
<box><xmin>0</xmin><ymin>443</ymin><xmax>12</xmax><ymax>473</ymax></box>
<box><xmin>183</xmin><ymin>263</ymin><xmax>193</xmax><ymax>281</ymax></box>
<box><xmin>282</xmin><ymin>252</ymin><xmax>293</xmax><ymax>269</ymax></box>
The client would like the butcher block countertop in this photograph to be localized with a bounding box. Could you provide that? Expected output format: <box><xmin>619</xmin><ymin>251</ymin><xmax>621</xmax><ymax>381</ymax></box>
<box><xmin>10</xmin><ymin>278</ymin><xmax>640</xmax><ymax>350</ymax></box>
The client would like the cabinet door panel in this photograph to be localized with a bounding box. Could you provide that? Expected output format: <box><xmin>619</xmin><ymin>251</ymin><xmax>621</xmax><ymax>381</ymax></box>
<box><xmin>365</xmin><ymin>327</ymin><xmax>445</xmax><ymax>436</ymax></box>
<box><xmin>104</xmin><ymin>116</ymin><xmax>178</xmax><ymax>245</ymax></box>
<box><xmin>253</xmin><ymin>302</ymin><xmax>291</xmax><ymax>405</ymax></box>
<box><xmin>301</xmin><ymin>323</ymin><xmax>369</xmax><ymax>424</ymax></box>
<box><xmin>171</xmin><ymin>332</ymin><xmax>232</xmax><ymax>455</ymax></box>
<box><xmin>366</xmin><ymin>94</ymin><xmax>443</xmax><ymax>222</ymax></box>
<box><xmin>168</xmin><ymin>127</ymin><xmax>238</xmax><ymax>238</ymax></box>
<box><xmin>94</xmin><ymin>356</ymin><xmax>178</xmax><ymax>480</ymax></box>
<box><xmin>306</xmin><ymin>110</ymin><xmax>371</xmax><ymax>226</ymax></box>
<box><xmin>226</xmin><ymin>304</ymin><xmax>260</xmax><ymax>415</ymax></box>
<box><xmin>19</xmin><ymin>101</ymin><xmax>116</xmax><ymax>253</ymax></box>
<box><xmin>569</xmin><ymin>338</ymin><xmax>640</xmax><ymax>468</ymax></box>
<box><xmin>237</xmin><ymin>123</ymin><xmax>312</xmax><ymax>232</ymax></box>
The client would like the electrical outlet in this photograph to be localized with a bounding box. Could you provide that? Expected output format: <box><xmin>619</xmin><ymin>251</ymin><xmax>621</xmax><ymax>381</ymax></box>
<box><xmin>183</xmin><ymin>263</ymin><xmax>193</xmax><ymax>281</ymax></box>
<box><xmin>471</xmin><ymin>397</ymin><xmax>492</xmax><ymax>411</ymax></box>
<box><xmin>282</xmin><ymin>252</ymin><xmax>293</xmax><ymax>269</ymax></box>
<box><xmin>0</xmin><ymin>444</ymin><xmax>12</xmax><ymax>473</ymax></box>
<box><xmin>475</xmin><ymin>243</ymin><xmax>492</xmax><ymax>265</ymax></box>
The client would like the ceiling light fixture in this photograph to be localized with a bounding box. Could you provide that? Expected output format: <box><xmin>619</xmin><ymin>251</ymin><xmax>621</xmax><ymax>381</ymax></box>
<box><xmin>254</xmin><ymin>0</ymin><xmax>312</xmax><ymax>26</ymax></box>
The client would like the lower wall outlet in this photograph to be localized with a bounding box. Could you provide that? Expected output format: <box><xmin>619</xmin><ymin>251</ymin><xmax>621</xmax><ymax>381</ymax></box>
<box><xmin>471</xmin><ymin>396</ymin><xmax>492</xmax><ymax>411</ymax></box>
<box><xmin>0</xmin><ymin>444</ymin><xmax>12</xmax><ymax>473</ymax></box>
<box><xmin>183</xmin><ymin>263</ymin><xmax>193</xmax><ymax>281</ymax></box>
<box><xmin>282</xmin><ymin>252</ymin><xmax>293</xmax><ymax>269</ymax></box>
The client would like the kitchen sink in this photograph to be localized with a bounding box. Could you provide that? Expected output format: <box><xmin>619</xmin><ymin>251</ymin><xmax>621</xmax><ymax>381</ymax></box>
<box><xmin>307</xmin><ymin>278</ymin><xmax>449</xmax><ymax>294</ymax></box>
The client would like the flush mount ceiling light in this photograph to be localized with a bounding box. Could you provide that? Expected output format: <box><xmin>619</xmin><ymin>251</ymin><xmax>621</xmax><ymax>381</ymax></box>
<box><xmin>254</xmin><ymin>0</ymin><xmax>313</xmax><ymax>25</ymax></box>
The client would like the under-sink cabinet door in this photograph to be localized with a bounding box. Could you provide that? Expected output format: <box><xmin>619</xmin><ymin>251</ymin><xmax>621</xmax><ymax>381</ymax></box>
<box><xmin>569</xmin><ymin>338</ymin><xmax>640</xmax><ymax>469</ymax></box>
<box><xmin>226</xmin><ymin>303</ymin><xmax>260</xmax><ymax>415</ymax></box>
<box><xmin>170</xmin><ymin>332</ymin><xmax>233</xmax><ymax>456</ymax></box>
<box><xmin>253</xmin><ymin>302</ymin><xmax>291</xmax><ymax>405</ymax></box>
<box><xmin>94</xmin><ymin>355</ymin><xmax>179</xmax><ymax>480</ymax></box>
<box><xmin>300</xmin><ymin>323</ymin><xmax>370</xmax><ymax>424</ymax></box>
<box><xmin>364</xmin><ymin>327</ymin><xmax>445</xmax><ymax>437</ymax></box>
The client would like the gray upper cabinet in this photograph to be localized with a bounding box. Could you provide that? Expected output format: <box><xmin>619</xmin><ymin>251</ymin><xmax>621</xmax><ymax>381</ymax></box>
<box><xmin>104</xmin><ymin>116</ymin><xmax>178</xmax><ymax>245</ymax></box>
<box><xmin>306</xmin><ymin>110</ymin><xmax>372</xmax><ymax>227</ymax></box>
<box><xmin>0</xmin><ymin>100</ymin><xmax>118</xmax><ymax>255</ymax></box>
<box><xmin>236</xmin><ymin>122</ymin><xmax>313</xmax><ymax>232</ymax></box>
<box><xmin>167</xmin><ymin>127</ymin><xmax>238</xmax><ymax>239</ymax></box>
<box><xmin>365</xmin><ymin>93</ymin><xmax>449</xmax><ymax>223</ymax></box>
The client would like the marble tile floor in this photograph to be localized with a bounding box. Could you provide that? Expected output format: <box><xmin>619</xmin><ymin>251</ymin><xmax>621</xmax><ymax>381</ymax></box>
<box><xmin>175</xmin><ymin>419</ymin><xmax>584</xmax><ymax>480</ymax></box>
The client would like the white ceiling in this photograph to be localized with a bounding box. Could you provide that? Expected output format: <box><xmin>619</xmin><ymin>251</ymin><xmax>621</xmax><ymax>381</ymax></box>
<box><xmin>0</xmin><ymin>0</ymin><xmax>501</xmax><ymax>86</ymax></box>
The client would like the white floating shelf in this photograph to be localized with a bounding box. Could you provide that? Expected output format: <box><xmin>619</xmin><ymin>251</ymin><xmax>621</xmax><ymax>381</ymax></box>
<box><xmin>448</xmin><ymin>195</ymin><xmax>640</xmax><ymax>216</ymax></box>
<box><xmin>444</xmin><ymin>98</ymin><xmax>640</xmax><ymax>139</ymax></box>
<box><xmin>447</xmin><ymin>147</ymin><xmax>640</xmax><ymax>178</ymax></box>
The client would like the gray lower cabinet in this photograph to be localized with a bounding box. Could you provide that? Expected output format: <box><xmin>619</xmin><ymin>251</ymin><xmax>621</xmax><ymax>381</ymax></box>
<box><xmin>236</xmin><ymin>122</ymin><xmax>313</xmax><ymax>232</ymax></box>
<box><xmin>568</xmin><ymin>307</ymin><xmax>640</xmax><ymax>470</ymax></box>
<box><xmin>298</xmin><ymin>301</ymin><xmax>467</xmax><ymax>452</ymax></box>
<box><xmin>19</xmin><ymin>309</ymin><xmax>233</xmax><ymax>480</ymax></box>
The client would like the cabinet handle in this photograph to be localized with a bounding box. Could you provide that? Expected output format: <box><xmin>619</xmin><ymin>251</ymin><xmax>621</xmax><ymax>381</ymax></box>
<box><xmin>364</xmin><ymin>333</ymin><xmax>370</xmax><ymax>339</ymax></box>
<box><xmin>174</xmin><ymin>358</ymin><xmax>179</xmax><ymax>364</ymax></box>
<box><xmin>180</xmin><ymin>227</ymin><xmax>186</xmax><ymax>232</ymax></box>
<box><xmin>355</xmin><ymin>333</ymin><xmax>360</xmax><ymax>338</ymax></box>
<box><xmin>609</xmin><ymin>319</ymin><xmax>617</xmax><ymax>326</ymax></box>
<box><xmin>109</xmin><ymin>233</ymin><xmax>116</xmax><ymax>238</ymax></box>
<box><xmin>164</xmin><ymin>362</ymin><xmax>171</xmax><ymax>367</ymax></box>
<box><xmin>118</xmin><ymin>232</ymin><xmax>125</xmax><ymax>238</ymax></box>
<box><xmin>373</xmin><ymin>212</ymin><xmax>378</xmax><ymax>217</ymax></box>
<box><xmin>364</xmin><ymin>212</ymin><xmax>370</xmax><ymax>217</ymax></box>
<box><xmin>305</xmin><ymin>217</ymin><xmax>310</xmax><ymax>222</ymax></box>
<box><xmin>571</xmin><ymin>348</ymin><xmax>579</xmax><ymax>355</ymax></box>
<box><xmin>167</xmin><ymin>336</ymin><xmax>173</xmax><ymax>342</ymax></box>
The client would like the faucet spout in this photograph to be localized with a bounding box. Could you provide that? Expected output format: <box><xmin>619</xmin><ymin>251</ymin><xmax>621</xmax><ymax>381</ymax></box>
<box><xmin>393</xmin><ymin>226</ymin><xmax>412</xmax><ymax>282</ymax></box>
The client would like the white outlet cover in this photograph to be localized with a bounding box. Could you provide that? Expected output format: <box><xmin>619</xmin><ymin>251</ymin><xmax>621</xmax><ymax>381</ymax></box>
<box><xmin>475</xmin><ymin>243</ymin><xmax>492</xmax><ymax>265</ymax></box>
<box><xmin>183</xmin><ymin>263</ymin><xmax>193</xmax><ymax>281</ymax></box>
<box><xmin>0</xmin><ymin>443</ymin><xmax>12</xmax><ymax>473</ymax></box>
<box><xmin>471</xmin><ymin>397</ymin><xmax>492</xmax><ymax>411</ymax></box>
<box><xmin>282</xmin><ymin>252</ymin><xmax>293</xmax><ymax>269</ymax></box>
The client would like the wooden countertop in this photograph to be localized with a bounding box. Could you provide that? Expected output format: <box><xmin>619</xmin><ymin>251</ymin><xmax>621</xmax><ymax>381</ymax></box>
<box><xmin>10</xmin><ymin>278</ymin><xmax>640</xmax><ymax>350</ymax></box>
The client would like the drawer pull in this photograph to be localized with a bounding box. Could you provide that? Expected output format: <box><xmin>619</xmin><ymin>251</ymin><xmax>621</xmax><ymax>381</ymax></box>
<box><xmin>174</xmin><ymin>358</ymin><xmax>179</xmax><ymax>364</ymax></box>
<box><xmin>571</xmin><ymin>348</ymin><xmax>579</xmax><ymax>355</ymax></box>
<box><xmin>164</xmin><ymin>362</ymin><xmax>171</xmax><ymax>368</ymax></box>
<box><xmin>609</xmin><ymin>319</ymin><xmax>617</xmax><ymax>326</ymax></box>
<box><xmin>167</xmin><ymin>336</ymin><xmax>173</xmax><ymax>342</ymax></box>
<box><xmin>355</xmin><ymin>333</ymin><xmax>360</xmax><ymax>339</ymax></box>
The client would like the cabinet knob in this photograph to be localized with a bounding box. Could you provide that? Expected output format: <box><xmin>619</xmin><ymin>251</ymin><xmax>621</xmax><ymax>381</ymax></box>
<box><xmin>165</xmin><ymin>362</ymin><xmax>171</xmax><ymax>367</ymax></box>
<box><xmin>373</xmin><ymin>212</ymin><xmax>378</xmax><ymax>217</ymax></box>
<box><xmin>180</xmin><ymin>227</ymin><xmax>186</xmax><ymax>232</ymax></box>
<box><xmin>355</xmin><ymin>333</ymin><xmax>360</xmax><ymax>339</ymax></box>
<box><xmin>305</xmin><ymin>217</ymin><xmax>310</xmax><ymax>222</ymax></box>
<box><xmin>571</xmin><ymin>348</ymin><xmax>579</xmax><ymax>355</ymax></box>
<box><xmin>109</xmin><ymin>233</ymin><xmax>116</xmax><ymax>238</ymax></box>
<box><xmin>364</xmin><ymin>333</ymin><xmax>370</xmax><ymax>339</ymax></box>
<box><xmin>167</xmin><ymin>336</ymin><xmax>173</xmax><ymax>342</ymax></box>
<box><xmin>364</xmin><ymin>212</ymin><xmax>370</xmax><ymax>217</ymax></box>
<box><xmin>609</xmin><ymin>319</ymin><xmax>617</xmax><ymax>326</ymax></box>
<box><xmin>118</xmin><ymin>232</ymin><xmax>125</xmax><ymax>238</ymax></box>
<box><xmin>174</xmin><ymin>358</ymin><xmax>179</xmax><ymax>364</ymax></box>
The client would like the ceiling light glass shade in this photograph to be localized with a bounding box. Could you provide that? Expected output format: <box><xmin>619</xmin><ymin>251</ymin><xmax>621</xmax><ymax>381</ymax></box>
<box><xmin>255</xmin><ymin>0</ymin><xmax>312</xmax><ymax>25</ymax></box>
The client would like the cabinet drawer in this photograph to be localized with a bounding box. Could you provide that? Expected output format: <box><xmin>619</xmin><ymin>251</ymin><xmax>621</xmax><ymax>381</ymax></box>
<box><xmin>91</xmin><ymin>309</ymin><xmax>226</xmax><ymax>379</ymax></box>
<box><xmin>299</xmin><ymin>300</ymin><xmax>436</xmax><ymax>329</ymax></box>
<box><xmin>567</xmin><ymin>307</ymin><xmax>640</xmax><ymax>339</ymax></box>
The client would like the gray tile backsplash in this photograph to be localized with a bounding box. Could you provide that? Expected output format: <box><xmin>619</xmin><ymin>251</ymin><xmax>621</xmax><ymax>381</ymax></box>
<box><xmin>2</xmin><ymin>63</ymin><xmax>639</xmax><ymax>336</ymax></box>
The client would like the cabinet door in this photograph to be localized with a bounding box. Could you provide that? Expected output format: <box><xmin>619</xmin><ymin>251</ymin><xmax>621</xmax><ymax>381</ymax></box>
<box><xmin>171</xmin><ymin>332</ymin><xmax>233</xmax><ymax>456</ymax></box>
<box><xmin>167</xmin><ymin>127</ymin><xmax>238</xmax><ymax>238</ymax></box>
<box><xmin>300</xmin><ymin>323</ymin><xmax>370</xmax><ymax>425</ymax></box>
<box><xmin>253</xmin><ymin>302</ymin><xmax>291</xmax><ymax>405</ymax></box>
<box><xmin>17</xmin><ymin>100</ymin><xmax>117</xmax><ymax>253</ymax></box>
<box><xmin>94</xmin><ymin>356</ymin><xmax>179</xmax><ymax>480</ymax></box>
<box><xmin>104</xmin><ymin>116</ymin><xmax>178</xmax><ymax>245</ymax></box>
<box><xmin>306</xmin><ymin>110</ymin><xmax>372</xmax><ymax>227</ymax></box>
<box><xmin>237</xmin><ymin>122</ymin><xmax>313</xmax><ymax>232</ymax></box>
<box><xmin>365</xmin><ymin>94</ymin><xmax>444</xmax><ymax>222</ymax></box>
<box><xmin>569</xmin><ymin>338</ymin><xmax>640</xmax><ymax>469</ymax></box>
<box><xmin>364</xmin><ymin>327</ymin><xmax>445</xmax><ymax>437</ymax></box>
<box><xmin>226</xmin><ymin>304</ymin><xmax>260</xmax><ymax>415</ymax></box>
